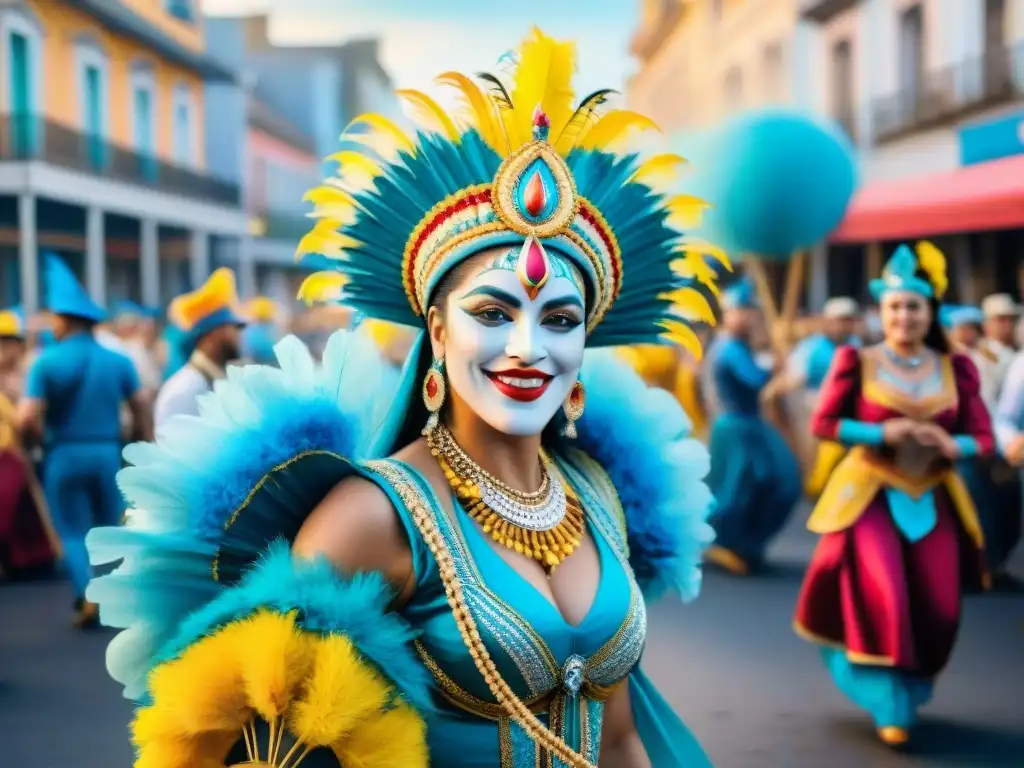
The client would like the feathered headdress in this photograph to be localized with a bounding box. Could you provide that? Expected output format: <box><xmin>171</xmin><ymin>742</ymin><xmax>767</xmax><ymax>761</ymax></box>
<box><xmin>168</xmin><ymin>268</ymin><xmax>245</xmax><ymax>338</ymax></box>
<box><xmin>297</xmin><ymin>27</ymin><xmax>725</xmax><ymax>357</ymax></box>
<box><xmin>870</xmin><ymin>241</ymin><xmax>948</xmax><ymax>302</ymax></box>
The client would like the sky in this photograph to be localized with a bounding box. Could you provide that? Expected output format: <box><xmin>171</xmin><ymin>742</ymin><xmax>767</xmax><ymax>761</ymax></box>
<box><xmin>201</xmin><ymin>0</ymin><xmax>639</xmax><ymax>101</ymax></box>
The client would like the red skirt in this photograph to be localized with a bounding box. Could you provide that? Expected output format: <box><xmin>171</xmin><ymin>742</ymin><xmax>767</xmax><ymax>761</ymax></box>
<box><xmin>0</xmin><ymin>451</ymin><xmax>56</xmax><ymax>572</ymax></box>
<box><xmin>794</xmin><ymin>489</ymin><xmax>984</xmax><ymax>678</ymax></box>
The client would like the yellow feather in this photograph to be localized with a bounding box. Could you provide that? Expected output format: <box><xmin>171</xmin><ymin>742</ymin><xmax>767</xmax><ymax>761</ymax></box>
<box><xmin>297</xmin><ymin>271</ymin><xmax>348</xmax><ymax>305</ymax></box>
<box><xmin>661</xmin><ymin>286</ymin><xmax>717</xmax><ymax>325</ymax></box>
<box><xmin>133</xmin><ymin>730</ymin><xmax>235</xmax><ymax>768</ymax></box>
<box><xmin>671</xmin><ymin>252</ymin><xmax>723</xmax><ymax>297</ymax></box>
<box><xmin>658</xmin><ymin>319</ymin><xmax>706</xmax><ymax>361</ymax></box>
<box><xmin>629</xmin><ymin>153</ymin><xmax>688</xmax><ymax>186</ymax></box>
<box><xmin>509</xmin><ymin>27</ymin><xmax>578</xmax><ymax>147</ymax></box>
<box><xmin>235</xmin><ymin>610</ymin><xmax>314</xmax><ymax>723</ymax></box>
<box><xmin>246</xmin><ymin>297</ymin><xmax>277</xmax><ymax>323</ymax></box>
<box><xmin>914</xmin><ymin>240</ymin><xmax>948</xmax><ymax>299</ymax></box>
<box><xmin>395</xmin><ymin>89</ymin><xmax>461</xmax><ymax>141</ymax></box>
<box><xmin>144</xmin><ymin>623</ymin><xmax>249</xmax><ymax>735</ymax></box>
<box><xmin>342</xmin><ymin>113</ymin><xmax>414</xmax><ymax>154</ymax></box>
<box><xmin>289</xmin><ymin>634</ymin><xmax>391</xmax><ymax>747</ymax></box>
<box><xmin>676</xmin><ymin>237</ymin><xmax>732</xmax><ymax>271</ymax></box>
<box><xmin>436</xmin><ymin>71</ymin><xmax>508</xmax><ymax>153</ymax></box>
<box><xmin>333</xmin><ymin>701</ymin><xmax>429</xmax><ymax>768</ymax></box>
<box><xmin>667</xmin><ymin>195</ymin><xmax>712</xmax><ymax>229</ymax></box>
<box><xmin>325</xmin><ymin>150</ymin><xmax>384</xmax><ymax>178</ymax></box>
<box><xmin>575</xmin><ymin>110</ymin><xmax>660</xmax><ymax>151</ymax></box>
<box><xmin>304</xmin><ymin>186</ymin><xmax>356</xmax><ymax>208</ymax></box>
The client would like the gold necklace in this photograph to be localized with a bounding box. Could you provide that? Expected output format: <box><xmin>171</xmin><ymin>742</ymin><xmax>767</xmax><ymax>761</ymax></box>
<box><xmin>427</xmin><ymin>425</ymin><xmax>585</xmax><ymax>571</ymax></box>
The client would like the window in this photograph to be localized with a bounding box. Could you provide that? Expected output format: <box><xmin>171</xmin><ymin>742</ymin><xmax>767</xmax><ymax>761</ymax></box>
<box><xmin>831</xmin><ymin>40</ymin><xmax>855</xmax><ymax>138</ymax></box>
<box><xmin>2</xmin><ymin>7</ymin><xmax>44</xmax><ymax>155</ymax></box>
<box><xmin>898</xmin><ymin>4</ymin><xmax>924</xmax><ymax>103</ymax></box>
<box><xmin>762</xmin><ymin>43</ymin><xmax>784</xmax><ymax>102</ymax></box>
<box><xmin>130</xmin><ymin>65</ymin><xmax>156</xmax><ymax>155</ymax></box>
<box><xmin>172</xmin><ymin>83</ymin><xmax>193</xmax><ymax>166</ymax></box>
<box><xmin>166</xmin><ymin>0</ymin><xmax>196</xmax><ymax>24</ymax></box>
<box><xmin>75</xmin><ymin>37</ymin><xmax>108</xmax><ymax>170</ymax></box>
<box><xmin>724</xmin><ymin>66</ymin><xmax>743</xmax><ymax>112</ymax></box>
<box><xmin>984</xmin><ymin>0</ymin><xmax>1005</xmax><ymax>53</ymax></box>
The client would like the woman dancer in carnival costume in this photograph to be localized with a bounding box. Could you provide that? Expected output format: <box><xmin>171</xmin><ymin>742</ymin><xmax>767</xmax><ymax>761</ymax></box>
<box><xmin>793</xmin><ymin>241</ymin><xmax>993</xmax><ymax>747</ymax></box>
<box><xmin>86</xmin><ymin>28</ymin><xmax>723</xmax><ymax>767</ymax></box>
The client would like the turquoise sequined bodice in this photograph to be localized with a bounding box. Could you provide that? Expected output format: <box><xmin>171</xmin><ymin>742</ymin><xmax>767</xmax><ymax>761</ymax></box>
<box><xmin>361</xmin><ymin>451</ymin><xmax>647</xmax><ymax>767</ymax></box>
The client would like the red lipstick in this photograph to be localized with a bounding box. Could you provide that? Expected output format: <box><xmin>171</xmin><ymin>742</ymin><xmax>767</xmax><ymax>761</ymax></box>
<box><xmin>485</xmin><ymin>368</ymin><xmax>553</xmax><ymax>403</ymax></box>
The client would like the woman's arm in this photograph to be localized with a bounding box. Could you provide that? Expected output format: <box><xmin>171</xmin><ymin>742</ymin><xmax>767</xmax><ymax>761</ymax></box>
<box><xmin>946</xmin><ymin>353</ymin><xmax>996</xmax><ymax>459</ymax></box>
<box><xmin>600</xmin><ymin>682</ymin><xmax>651</xmax><ymax>768</ymax></box>
<box><xmin>292</xmin><ymin>476</ymin><xmax>416</xmax><ymax>604</ymax></box>
<box><xmin>809</xmin><ymin>345</ymin><xmax>873</xmax><ymax>443</ymax></box>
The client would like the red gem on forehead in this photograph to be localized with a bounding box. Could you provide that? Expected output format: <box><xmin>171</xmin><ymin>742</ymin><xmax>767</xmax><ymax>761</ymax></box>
<box><xmin>523</xmin><ymin>172</ymin><xmax>546</xmax><ymax>218</ymax></box>
<box><xmin>524</xmin><ymin>239</ymin><xmax>548</xmax><ymax>286</ymax></box>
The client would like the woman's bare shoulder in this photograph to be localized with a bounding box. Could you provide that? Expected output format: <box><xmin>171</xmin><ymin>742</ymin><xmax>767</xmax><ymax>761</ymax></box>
<box><xmin>292</xmin><ymin>473</ymin><xmax>413</xmax><ymax>594</ymax></box>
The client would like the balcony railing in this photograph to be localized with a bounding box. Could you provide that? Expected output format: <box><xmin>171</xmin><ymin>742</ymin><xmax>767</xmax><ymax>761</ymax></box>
<box><xmin>871</xmin><ymin>42</ymin><xmax>1023</xmax><ymax>143</ymax></box>
<box><xmin>0</xmin><ymin>113</ymin><xmax>241</xmax><ymax>206</ymax></box>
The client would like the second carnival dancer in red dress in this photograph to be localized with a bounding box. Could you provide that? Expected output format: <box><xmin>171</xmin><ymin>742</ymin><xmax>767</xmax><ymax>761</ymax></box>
<box><xmin>793</xmin><ymin>241</ymin><xmax>992</xmax><ymax>748</ymax></box>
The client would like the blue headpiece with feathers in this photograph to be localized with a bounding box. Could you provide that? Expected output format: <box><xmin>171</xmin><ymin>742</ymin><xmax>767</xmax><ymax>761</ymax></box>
<box><xmin>869</xmin><ymin>241</ymin><xmax>948</xmax><ymax>303</ymax></box>
<box><xmin>43</xmin><ymin>253</ymin><xmax>106</xmax><ymax>323</ymax></box>
<box><xmin>296</xmin><ymin>27</ymin><xmax>725</xmax><ymax>360</ymax></box>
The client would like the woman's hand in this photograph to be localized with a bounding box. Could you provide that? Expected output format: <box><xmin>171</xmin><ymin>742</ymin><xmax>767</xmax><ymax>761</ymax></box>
<box><xmin>882</xmin><ymin>418</ymin><xmax>919</xmax><ymax>446</ymax></box>
<box><xmin>912</xmin><ymin>423</ymin><xmax>959</xmax><ymax>459</ymax></box>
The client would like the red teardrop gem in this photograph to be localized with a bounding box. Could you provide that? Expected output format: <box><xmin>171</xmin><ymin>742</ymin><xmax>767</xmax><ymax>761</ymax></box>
<box><xmin>523</xmin><ymin>172</ymin><xmax>546</xmax><ymax>218</ymax></box>
<box><xmin>525</xmin><ymin>240</ymin><xmax>547</xmax><ymax>285</ymax></box>
<box><xmin>426</xmin><ymin>374</ymin><xmax>438</xmax><ymax>400</ymax></box>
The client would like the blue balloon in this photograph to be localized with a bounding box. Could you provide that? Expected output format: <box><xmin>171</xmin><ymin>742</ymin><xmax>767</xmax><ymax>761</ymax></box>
<box><xmin>700</xmin><ymin>109</ymin><xmax>859</xmax><ymax>260</ymax></box>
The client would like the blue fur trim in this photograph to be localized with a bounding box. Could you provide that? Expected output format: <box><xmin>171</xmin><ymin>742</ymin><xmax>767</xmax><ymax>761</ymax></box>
<box><xmin>576</xmin><ymin>349</ymin><xmax>714</xmax><ymax>602</ymax></box>
<box><xmin>155</xmin><ymin>541</ymin><xmax>434</xmax><ymax>714</ymax></box>
<box><xmin>86</xmin><ymin>329</ymin><xmax>398</xmax><ymax>700</ymax></box>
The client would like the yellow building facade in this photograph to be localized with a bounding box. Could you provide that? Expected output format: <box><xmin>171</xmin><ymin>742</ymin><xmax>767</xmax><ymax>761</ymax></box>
<box><xmin>628</xmin><ymin>0</ymin><xmax>803</xmax><ymax>132</ymax></box>
<box><xmin>4</xmin><ymin>0</ymin><xmax>211</xmax><ymax>168</ymax></box>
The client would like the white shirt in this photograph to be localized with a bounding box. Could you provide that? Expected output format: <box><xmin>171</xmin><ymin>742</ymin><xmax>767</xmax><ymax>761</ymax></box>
<box><xmin>979</xmin><ymin>338</ymin><xmax>1016</xmax><ymax>405</ymax></box>
<box><xmin>154</xmin><ymin>366</ymin><xmax>211</xmax><ymax>436</ymax></box>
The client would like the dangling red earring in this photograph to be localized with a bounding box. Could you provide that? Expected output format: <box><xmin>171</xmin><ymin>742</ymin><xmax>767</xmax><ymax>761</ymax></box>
<box><xmin>422</xmin><ymin>358</ymin><xmax>446</xmax><ymax>434</ymax></box>
<box><xmin>561</xmin><ymin>381</ymin><xmax>585</xmax><ymax>438</ymax></box>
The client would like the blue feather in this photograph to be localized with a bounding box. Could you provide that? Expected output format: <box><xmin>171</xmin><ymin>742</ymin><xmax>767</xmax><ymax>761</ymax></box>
<box><xmin>576</xmin><ymin>350</ymin><xmax>714</xmax><ymax>601</ymax></box>
<box><xmin>86</xmin><ymin>329</ymin><xmax>400</xmax><ymax>700</ymax></box>
<box><xmin>154</xmin><ymin>541</ymin><xmax>435</xmax><ymax>715</ymax></box>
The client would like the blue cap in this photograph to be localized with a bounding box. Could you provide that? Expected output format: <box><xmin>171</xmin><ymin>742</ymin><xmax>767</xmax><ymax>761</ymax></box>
<box><xmin>43</xmin><ymin>253</ymin><xmax>106</xmax><ymax>323</ymax></box>
<box><xmin>941</xmin><ymin>305</ymin><xmax>984</xmax><ymax>329</ymax></box>
<box><xmin>721</xmin><ymin>278</ymin><xmax>759</xmax><ymax>310</ymax></box>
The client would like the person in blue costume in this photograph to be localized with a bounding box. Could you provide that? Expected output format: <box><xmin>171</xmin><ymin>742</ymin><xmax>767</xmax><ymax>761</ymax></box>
<box><xmin>703</xmin><ymin>279</ymin><xmax>801</xmax><ymax>575</ymax></box>
<box><xmin>16</xmin><ymin>254</ymin><xmax>152</xmax><ymax>627</ymax></box>
<box><xmin>85</xmin><ymin>28</ymin><xmax>727</xmax><ymax>768</ymax></box>
<box><xmin>241</xmin><ymin>297</ymin><xmax>280</xmax><ymax>365</ymax></box>
<box><xmin>945</xmin><ymin>305</ymin><xmax>1023</xmax><ymax>580</ymax></box>
<box><xmin>786</xmin><ymin>297</ymin><xmax>862</xmax><ymax>498</ymax></box>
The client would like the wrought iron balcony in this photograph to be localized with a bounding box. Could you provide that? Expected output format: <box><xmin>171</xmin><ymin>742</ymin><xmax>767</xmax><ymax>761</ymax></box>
<box><xmin>871</xmin><ymin>42</ymin><xmax>1023</xmax><ymax>143</ymax></box>
<box><xmin>0</xmin><ymin>113</ymin><xmax>241</xmax><ymax>206</ymax></box>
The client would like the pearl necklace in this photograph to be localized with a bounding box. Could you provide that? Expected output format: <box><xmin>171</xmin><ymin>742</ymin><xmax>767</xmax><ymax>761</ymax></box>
<box><xmin>427</xmin><ymin>424</ymin><xmax>584</xmax><ymax>570</ymax></box>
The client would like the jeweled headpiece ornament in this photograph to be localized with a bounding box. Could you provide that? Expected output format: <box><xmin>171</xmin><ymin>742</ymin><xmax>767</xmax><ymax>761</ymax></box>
<box><xmin>869</xmin><ymin>241</ymin><xmax>948</xmax><ymax>302</ymax></box>
<box><xmin>298</xmin><ymin>27</ymin><xmax>727</xmax><ymax>356</ymax></box>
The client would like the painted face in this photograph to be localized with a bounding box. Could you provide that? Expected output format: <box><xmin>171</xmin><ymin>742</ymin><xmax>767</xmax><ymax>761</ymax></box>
<box><xmin>880</xmin><ymin>290</ymin><xmax>931</xmax><ymax>347</ymax></box>
<box><xmin>442</xmin><ymin>247</ymin><xmax>586</xmax><ymax>436</ymax></box>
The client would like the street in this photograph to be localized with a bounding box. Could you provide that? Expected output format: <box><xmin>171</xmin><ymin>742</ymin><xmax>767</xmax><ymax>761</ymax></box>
<box><xmin>2</xmin><ymin>515</ymin><xmax>1022</xmax><ymax>768</ymax></box>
